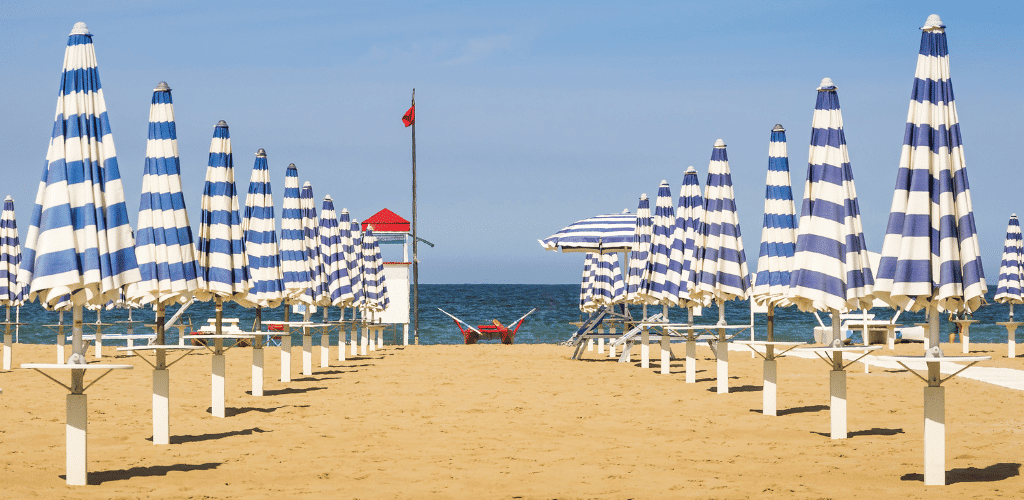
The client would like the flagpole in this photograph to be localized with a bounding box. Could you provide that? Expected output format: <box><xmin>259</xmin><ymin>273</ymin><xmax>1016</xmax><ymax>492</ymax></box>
<box><xmin>411</xmin><ymin>89</ymin><xmax>419</xmax><ymax>345</ymax></box>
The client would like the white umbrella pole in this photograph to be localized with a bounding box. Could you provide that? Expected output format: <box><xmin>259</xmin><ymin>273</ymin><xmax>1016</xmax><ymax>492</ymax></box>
<box><xmin>93</xmin><ymin>309</ymin><xmax>102</xmax><ymax>359</ymax></box>
<box><xmin>15</xmin><ymin>304</ymin><xmax>20</xmax><ymax>343</ymax></box>
<box><xmin>361</xmin><ymin>308</ymin><xmax>369</xmax><ymax>356</ymax></box>
<box><xmin>927</xmin><ymin>303</ymin><xmax>940</xmax><ymax>352</ymax></box>
<box><xmin>338</xmin><ymin>307</ymin><xmax>346</xmax><ymax>362</ymax></box>
<box><xmin>67</xmin><ymin>304</ymin><xmax>87</xmax><ymax>485</ymax></box>
<box><xmin>320</xmin><ymin>307</ymin><xmax>329</xmax><ymax>368</ymax></box>
<box><xmin>57</xmin><ymin>310</ymin><xmax>66</xmax><ymax>364</ymax></box>
<box><xmin>375</xmin><ymin>311</ymin><xmax>383</xmax><ymax>349</ymax></box>
<box><xmin>3</xmin><ymin>305</ymin><xmax>11</xmax><ymax>370</ymax></box>
<box><xmin>829</xmin><ymin>308</ymin><xmax>847</xmax><ymax>439</ymax></box>
<box><xmin>764</xmin><ymin>305</ymin><xmax>777</xmax><ymax>416</ymax></box>
<box><xmin>350</xmin><ymin>308</ymin><xmax>358</xmax><ymax>356</ymax></box>
<box><xmin>716</xmin><ymin>301</ymin><xmax>728</xmax><ymax>394</ymax></box>
<box><xmin>660</xmin><ymin>304</ymin><xmax>670</xmax><ymax>374</ymax></box>
<box><xmin>640</xmin><ymin>303</ymin><xmax>649</xmax><ymax>369</ymax></box>
<box><xmin>923</xmin><ymin>361</ymin><xmax>945</xmax><ymax>485</ymax></box>
<box><xmin>1010</xmin><ymin>304</ymin><xmax>1017</xmax><ymax>358</ymax></box>
<box><xmin>686</xmin><ymin>307</ymin><xmax>695</xmax><ymax>383</ymax></box>
<box><xmin>252</xmin><ymin>307</ymin><xmax>264</xmax><ymax>397</ymax></box>
<box><xmin>211</xmin><ymin>297</ymin><xmax>226</xmax><ymax>418</ymax></box>
<box><xmin>302</xmin><ymin>306</ymin><xmax>312</xmax><ymax>376</ymax></box>
<box><xmin>281</xmin><ymin>306</ymin><xmax>292</xmax><ymax>383</ymax></box>
<box><xmin>153</xmin><ymin>301</ymin><xmax>170</xmax><ymax>444</ymax></box>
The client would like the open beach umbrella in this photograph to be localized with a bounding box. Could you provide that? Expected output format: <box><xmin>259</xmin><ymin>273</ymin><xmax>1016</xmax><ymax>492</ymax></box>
<box><xmin>243</xmin><ymin>148</ymin><xmax>285</xmax><ymax>310</ymax></box>
<box><xmin>874</xmin><ymin>14</ymin><xmax>986</xmax><ymax>338</ymax></box>
<box><xmin>639</xmin><ymin>181</ymin><xmax>682</xmax><ymax>307</ymax></box>
<box><xmin>579</xmin><ymin>253</ymin><xmax>597</xmax><ymax>312</ymax></box>
<box><xmin>540</xmin><ymin>211</ymin><xmax>637</xmax><ymax>254</ymax></box>
<box><xmin>691</xmin><ymin>139</ymin><xmax>750</xmax><ymax>393</ymax></box>
<box><xmin>625</xmin><ymin>194</ymin><xmax>652</xmax><ymax>304</ymax></box>
<box><xmin>753</xmin><ymin>124</ymin><xmax>797</xmax><ymax>311</ymax></box>
<box><xmin>1</xmin><ymin>196</ymin><xmax>23</xmax><ymax>371</ymax></box>
<box><xmin>17</xmin><ymin>22</ymin><xmax>141</xmax><ymax>485</ymax></box>
<box><xmin>280</xmin><ymin>164</ymin><xmax>312</xmax><ymax>305</ymax></box>
<box><xmin>195</xmin><ymin>120</ymin><xmax>252</xmax><ymax>419</ymax></box>
<box><xmin>676</xmin><ymin>166</ymin><xmax>705</xmax><ymax>309</ymax></box>
<box><xmin>994</xmin><ymin>214</ymin><xmax>1023</xmax><ymax>319</ymax></box>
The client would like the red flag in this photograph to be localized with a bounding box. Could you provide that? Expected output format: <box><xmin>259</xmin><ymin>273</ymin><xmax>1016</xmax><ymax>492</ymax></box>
<box><xmin>402</xmin><ymin>105</ymin><xmax>415</xmax><ymax>127</ymax></box>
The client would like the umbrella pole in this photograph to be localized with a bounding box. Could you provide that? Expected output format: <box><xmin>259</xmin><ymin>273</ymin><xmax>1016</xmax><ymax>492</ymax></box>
<box><xmin>252</xmin><ymin>306</ymin><xmax>264</xmax><ymax>397</ymax></box>
<box><xmin>302</xmin><ymin>306</ymin><xmax>312</xmax><ymax>376</ymax></box>
<box><xmin>153</xmin><ymin>301</ymin><xmax>170</xmax><ymax>444</ymax></box>
<box><xmin>212</xmin><ymin>297</ymin><xmax>226</xmax><ymax>418</ymax></box>
<box><xmin>685</xmin><ymin>307</ymin><xmax>696</xmax><ymax>383</ymax></box>
<box><xmin>640</xmin><ymin>303</ymin><xmax>649</xmax><ymax>369</ymax></box>
<box><xmin>764</xmin><ymin>305</ymin><xmax>777</xmax><ymax>416</ymax></box>
<box><xmin>350</xmin><ymin>307</ymin><xmax>358</xmax><ymax>357</ymax></box>
<box><xmin>67</xmin><ymin>304</ymin><xmax>88</xmax><ymax>486</ymax></box>
<box><xmin>320</xmin><ymin>307</ymin><xmax>329</xmax><ymax>368</ymax></box>
<box><xmin>660</xmin><ymin>304</ymin><xmax>670</xmax><ymax>374</ymax></box>
<box><xmin>3</xmin><ymin>305</ymin><xmax>11</xmax><ymax>370</ymax></box>
<box><xmin>15</xmin><ymin>304</ymin><xmax>20</xmax><ymax>343</ymax></box>
<box><xmin>57</xmin><ymin>310</ymin><xmax>66</xmax><ymax>364</ymax></box>
<box><xmin>716</xmin><ymin>301</ymin><xmax>728</xmax><ymax>394</ymax></box>
<box><xmin>829</xmin><ymin>308</ymin><xmax>847</xmax><ymax>439</ymax></box>
<box><xmin>361</xmin><ymin>308</ymin><xmax>369</xmax><ymax>356</ymax></box>
<box><xmin>281</xmin><ymin>305</ymin><xmax>292</xmax><ymax>383</ymax></box>
<box><xmin>927</xmin><ymin>302</ymin><xmax>940</xmax><ymax>352</ymax></box>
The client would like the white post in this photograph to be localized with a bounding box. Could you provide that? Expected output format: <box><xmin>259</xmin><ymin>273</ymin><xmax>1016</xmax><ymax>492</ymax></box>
<box><xmin>598</xmin><ymin>335</ymin><xmax>605</xmax><ymax>354</ymax></box>
<box><xmin>302</xmin><ymin>308</ymin><xmax>312</xmax><ymax>376</ymax></box>
<box><xmin>153</xmin><ymin>368</ymin><xmax>170</xmax><ymax>444</ymax></box>
<box><xmin>927</xmin><ymin>303</ymin><xmax>940</xmax><ymax>352</ymax></box>
<box><xmin>660</xmin><ymin>304</ymin><xmax>670</xmax><ymax>374</ymax></box>
<box><xmin>66</xmin><ymin>393</ymin><xmax>88</xmax><ymax>486</ymax></box>
<box><xmin>608</xmin><ymin>326</ymin><xmax>616</xmax><ymax>357</ymax></box>
<box><xmin>212</xmin><ymin>351</ymin><xmax>225</xmax><ymax>418</ymax></box>
<box><xmin>2</xmin><ymin>332</ymin><xmax>10</xmax><ymax>371</ymax></box>
<box><xmin>320</xmin><ymin>330</ymin><xmax>329</xmax><ymax>368</ymax></box>
<box><xmin>403</xmin><ymin>323</ymin><xmax>409</xmax><ymax>346</ymax></box>
<box><xmin>763</xmin><ymin>358</ymin><xmax>777</xmax><ymax>416</ymax></box>
<box><xmin>587</xmin><ymin>338</ymin><xmax>594</xmax><ymax>352</ymax></box>
<box><xmin>338</xmin><ymin>319</ymin><xmax>347</xmax><ymax>362</ymax></box>
<box><xmin>252</xmin><ymin>346</ymin><xmax>264</xmax><ymax>397</ymax></box>
<box><xmin>686</xmin><ymin>334</ymin><xmax>696</xmax><ymax>384</ymax></box>
<box><xmin>57</xmin><ymin>313</ymin><xmax>66</xmax><ymax>363</ymax></box>
<box><xmin>361</xmin><ymin>323</ymin><xmax>368</xmax><ymax>356</ymax></box>
<box><xmin>1008</xmin><ymin>323</ymin><xmax>1017</xmax><ymax>359</ymax></box>
<box><xmin>960</xmin><ymin>323</ymin><xmax>969</xmax><ymax>354</ymax></box>
<box><xmin>377</xmin><ymin>327</ymin><xmax>383</xmax><ymax>349</ymax></box>
<box><xmin>924</xmin><ymin>367</ymin><xmax>945</xmax><ymax>486</ymax></box>
<box><xmin>350</xmin><ymin>312</ymin><xmax>358</xmax><ymax>356</ymax></box>
<box><xmin>716</xmin><ymin>301</ymin><xmax>728</xmax><ymax>394</ymax></box>
<box><xmin>281</xmin><ymin>307</ymin><xmax>292</xmax><ymax>382</ymax></box>
<box><xmin>641</xmin><ymin>304</ymin><xmax>649</xmax><ymax>369</ymax></box>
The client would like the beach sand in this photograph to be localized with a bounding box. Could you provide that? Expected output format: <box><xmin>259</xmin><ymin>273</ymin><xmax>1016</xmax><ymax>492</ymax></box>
<box><xmin>1</xmin><ymin>340</ymin><xmax>1022</xmax><ymax>499</ymax></box>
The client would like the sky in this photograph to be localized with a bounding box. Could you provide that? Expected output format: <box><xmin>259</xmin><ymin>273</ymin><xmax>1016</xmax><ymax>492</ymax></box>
<box><xmin>0</xmin><ymin>1</ymin><xmax>1021</xmax><ymax>284</ymax></box>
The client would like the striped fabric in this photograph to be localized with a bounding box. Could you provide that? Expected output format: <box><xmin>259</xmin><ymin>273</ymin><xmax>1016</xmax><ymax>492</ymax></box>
<box><xmin>300</xmin><ymin>182</ymin><xmax>326</xmax><ymax>305</ymax></box>
<box><xmin>19</xmin><ymin>23</ymin><xmax>140</xmax><ymax>309</ymax></box>
<box><xmin>789</xmin><ymin>79</ymin><xmax>874</xmax><ymax>313</ymax></box>
<box><xmin>753</xmin><ymin>125</ymin><xmax>797</xmax><ymax>308</ymax></box>
<box><xmin>540</xmin><ymin>211</ymin><xmax>637</xmax><ymax>253</ymax></box>
<box><xmin>360</xmin><ymin>227</ymin><xmax>389</xmax><ymax>312</ymax></box>
<box><xmin>347</xmin><ymin>218</ymin><xmax>365</xmax><ymax>309</ymax></box>
<box><xmin>334</xmin><ymin>209</ymin><xmax>358</xmax><ymax>307</ymax></box>
<box><xmin>0</xmin><ymin>197</ymin><xmax>22</xmax><ymax>306</ymax></box>
<box><xmin>692</xmin><ymin>140</ymin><xmax>750</xmax><ymax>304</ymax></box>
<box><xmin>592</xmin><ymin>251</ymin><xmax>625</xmax><ymax>306</ymax></box>
<box><xmin>195</xmin><ymin>120</ymin><xmax>252</xmax><ymax>306</ymax></box>
<box><xmin>243</xmin><ymin>148</ymin><xmax>284</xmax><ymax>309</ymax></box>
<box><xmin>279</xmin><ymin>164</ymin><xmax>312</xmax><ymax>304</ymax></box>
<box><xmin>994</xmin><ymin>215</ymin><xmax>1023</xmax><ymax>306</ymax></box>
<box><xmin>625</xmin><ymin>195</ymin><xmax>652</xmax><ymax>303</ymax></box>
<box><xmin>579</xmin><ymin>253</ymin><xmax>597</xmax><ymax>312</ymax></box>
<box><xmin>318</xmin><ymin>196</ymin><xmax>350</xmax><ymax>307</ymax></box>
<box><xmin>132</xmin><ymin>82</ymin><xmax>199</xmax><ymax>306</ymax></box>
<box><xmin>639</xmin><ymin>181</ymin><xmax>682</xmax><ymax>305</ymax></box>
<box><xmin>676</xmin><ymin>166</ymin><xmax>705</xmax><ymax>307</ymax></box>
<box><xmin>874</xmin><ymin>15</ymin><xmax>987</xmax><ymax>313</ymax></box>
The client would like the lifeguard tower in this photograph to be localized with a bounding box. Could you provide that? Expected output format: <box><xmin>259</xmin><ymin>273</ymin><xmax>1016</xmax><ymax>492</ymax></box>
<box><xmin>362</xmin><ymin>208</ymin><xmax>433</xmax><ymax>345</ymax></box>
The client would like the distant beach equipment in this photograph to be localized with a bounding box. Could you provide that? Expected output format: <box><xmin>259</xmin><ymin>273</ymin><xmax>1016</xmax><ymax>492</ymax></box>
<box><xmin>1</xmin><ymin>196</ymin><xmax>24</xmax><ymax>371</ymax></box>
<box><xmin>539</xmin><ymin>210</ymin><xmax>637</xmax><ymax>254</ymax></box>
<box><xmin>994</xmin><ymin>214</ymin><xmax>1023</xmax><ymax>358</ymax></box>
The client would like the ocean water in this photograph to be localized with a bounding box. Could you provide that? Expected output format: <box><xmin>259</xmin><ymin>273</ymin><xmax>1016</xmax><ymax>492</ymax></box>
<box><xmin>2</xmin><ymin>285</ymin><xmax>1017</xmax><ymax>346</ymax></box>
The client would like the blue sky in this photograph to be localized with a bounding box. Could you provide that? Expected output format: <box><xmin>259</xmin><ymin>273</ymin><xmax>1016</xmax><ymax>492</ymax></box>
<box><xmin>0</xmin><ymin>1</ymin><xmax>1020</xmax><ymax>284</ymax></box>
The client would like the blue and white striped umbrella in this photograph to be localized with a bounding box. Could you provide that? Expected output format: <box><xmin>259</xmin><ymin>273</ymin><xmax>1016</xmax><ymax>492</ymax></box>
<box><xmin>753</xmin><ymin>124</ymin><xmax>797</xmax><ymax>309</ymax></box>
<box><xmin>318</xmin><ymin>196</ymin><xmax>350</xmax><ymax>307</ymax></box>
<box><xmin>334</xmin><ymin>209</ymin><xmax>358</xmax><ymax>307</ymax></box>
<box><xmin>243</xmin><ymin>148</ymin><xmax>284</xmax><ymax>309</ymax></box>
<box><xmin>789</xmin><ymin>79</ymin><xmax>874</xmax><ymax>313</ymax></box>
<box><xmin>19</xmin><ymin>22</ymin><xmax>140</xmax><ymax>309</ymax></box>
<box><xmin>0</xmin><ymin>197</ymin><xmax>22</xmax><ymax>307</ymax></box>
<box><xmin>132</xmin><ymin>82</ymin><xmax>199</xmax><ymax>306</ymax></box>
<box><xmin>676</xmin><ymin>166</ymin><xmax>705</xmax><ymax>307</ymax></box>
<box><xmin>692</xmin><ymin>140</ymin><xmax>750</xmax><ymax>305</ymax></box>
<box><xmin>540</xmin><ymin>211</ymin><xmax>637</xmax><ymax>254</ymax></box>
<box><xmin>874</xmin><ymin>15</ymin><xmax>986</xmax><ymax>314</ymax></box>
<box><xmin>994</xmin><ymin>214</ymin><xmax>1023</xmax><ymax>311</ymax></box>
<box><xmin>593</xmin><ymin>251</ymin><xmax>625</xmax><ymax>306</ymax></box>
<box><xmin>347</xmin><ymin>218</ymin><xmax>365</xmax><ymax>309</ymax></box>
<box><xmin>625</xmin><ymin>194</ymin><xmax>652</xmax><ymax>303</ymax></box>
<box><xmin>300</xmin><ymin>182</ymin><xmax>326</xmax><ymax>306</ymax></box>
<box><xmin>195</xmin><ymin>120</ymin><xmax>252</xmax><ymax>306</ymax></box>
<box><xmin>579</xmin><ymin>253</ymin><xmax>597</xmax><ymax>312</ymax></box>
<box><xmin>279</xmin><ymin>164</ymin><xmax>312</xmax><ymax>304</ymax></box>
<box><xmin>361</xmin><ymin>226</ymin><xmax>389</xmax><ymax>313</ymax></box>
<box><xmin>639</xmin><ymin>181</ymin><xmax>683</xmax><ymax>305</ymax></box>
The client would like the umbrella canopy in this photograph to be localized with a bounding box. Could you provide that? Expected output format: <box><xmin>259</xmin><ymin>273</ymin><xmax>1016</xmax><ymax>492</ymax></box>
<box><xmin>318</xmin><ymin>195</ymin><xmax>350</xmax><ymax>307</ymax></box>
<box><xmin>994</xmin><ymin>214</ymin><xmax>1023</xmax><ymax>307</ymax></box>
<box><xmin>579</xmin><ymin>253</ymin><xmax>597</xmax><ymax>312</ymax></box>
<box><xmin>335</xmin><ymin>209</ymin><xmax>358</xmax><ymax>307</ymax></box>
<box><xmin>540</xmin><ymin>211</ymin><xmax>637</xmax><ymax>254</ymax></box>
<box><xmin>279</xmin><ymin>163</ymin><xmax>312</xmax><ymax>304</ymax></box>
<box><xmin>132</xmin><ymin>82</ymin><xmax>199</xmax><ymax>306</ymax></box>
<box><xmin>360</xmin><ymin>226</ymin><xmax>389</xmax><ymax>313</ymax></box>
<box><xmin>639</xmin><ymin>181</ymin><xmax>683</xmax><ymax>306</ymax></box>
<box><xmin>19</xmin><ymin>22</ymin><xmax>140</xmax><ymax>309</ymax></box>
<box><xmin>874</xmin><ymin>15</ymin><xmax>986</xmax><ymax>314</ymax></box>
<box><xmin>242</xmin><ymin>148</ymin><xmax>284</xmax><ymax>309</ymax></box>
<box><xmin>788</xmin><ymin>79</ymin><xmax>874</xmax><ymax>313</ymax></box>
<box><xmin>625</xmin><ymin>194</ymin><xmax>652</xmax><ymax>303</ymax></box>
<box><xmin>300</xmin><ymin>182</ymin><xmax>326</xmax><ymax>306</ymax></box>
<box><xmin>692</xmin><ymin>140</ymin><xmax>750</xmax><ymax>305</ymax></box>
<box><xmin>0</xmin><ymin>197</ymin><xmax>23</xmax><ymax>306</ymax></box>
<box><xmin>676</xmin><ymin>166</ymin><xmax>705</xmax><ymax>307</ymax></box>
<box><xmin>592</xmin><ymin>251</ymin><xmax>625</xmax><ymax>306</ymax></box>
<box><xmin>195</xmin><ymin>120</ymin><xmax>251</xmax><ymax>306</ymax></box>
<box><xmin>753</xmin><ymin>124</ymin><xmax>798</xmax><ymax>308</ymax></box>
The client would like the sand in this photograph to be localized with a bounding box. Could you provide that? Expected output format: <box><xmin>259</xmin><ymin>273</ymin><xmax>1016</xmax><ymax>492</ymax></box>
<box><xmin>1</xmin><ymin>340</ymin><xmax>1023</xmax><ymax>499</ymax></box>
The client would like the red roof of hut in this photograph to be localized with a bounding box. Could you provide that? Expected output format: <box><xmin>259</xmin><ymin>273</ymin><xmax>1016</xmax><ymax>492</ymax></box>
<box><xmin>362</xmin><ymin>208</ymin><xmax>410</xmax><ymax>232</ymax></box>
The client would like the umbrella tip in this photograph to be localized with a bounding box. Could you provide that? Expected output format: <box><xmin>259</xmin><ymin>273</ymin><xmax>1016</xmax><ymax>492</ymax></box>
<box><xmin>342</xmin><ymin>208</ymin><xmax>349</xmax><ymax>214</ymax></box>
<box><xmin>772</xmin><ymin>123</ymin><xmax>785</xmax><ymax>132</ymax></box>
<box><xmin>324</xmin><ymin>194</ymin><xmax>332</xmax><ymax>201</ymax></box>
<box><xmin>922</xmin><ymin>14</ymin><xmax>944</xmax><ymax>30</ymax></box>
<box><xmin>70</xmin><ymin>22</ymin><xmax>90</xmax><ymax>35</ymax></box>
<box><xmin>256</xmin><ymin>148</ymin><xmax>267</xmax><ymax>157</ymax></box>
<box><xmin>288</xmin><ymin>163</ymin><xmax>296</xmax><ymax>169</ymax></box>
<box><xmin>622</xmin><ymin>208</ymin><xmax>630</xmax><ymax>214</ymax></box>
<box><xmin>685</xmin><ymin>165</ymin><xmax>696</xmax><ymax>173</ymax></box>
<box><xmin>216</xmin><ymin>120</ymin><xmax>228</xmax><ymax>128</ymax></box>
<box><xmin>817</xmin><ymin>78</ymin><xmax>836</xmax><ymax>90</ymax></box>
<box><xmin>640</xmin><ymin>193</ymin><xmax>648</xmax><ymax>200</ymax></box>
<box><xmin>303</xmin><ymin>181</ymin><xmax>311</xmax><ymax>187</ymax></box>
<box><xmin>154</xmin><ymin>81</ymin><xmax>170</xmax><ymax>92</ymax></box>
<box><xmin>660</xmin><ymin>179</ymin><xmax>669</xmax><ymax>185</ymax></box>
<box><xmin>713</xmin><ymin>139</ymin><xmax>725</xmax><ymax>148</ymax></box>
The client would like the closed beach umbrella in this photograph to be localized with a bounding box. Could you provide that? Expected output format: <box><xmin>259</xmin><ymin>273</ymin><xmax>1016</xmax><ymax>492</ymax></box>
<box><xmin>753</xmin><ymin>124</ymin><xmax>797</xmax><ymax>310</ymax></box>
<box><xmin>280</xmin><ymin>164</ymin><xmax>312</xmax><ymax>304</ymax></box>
<box><xmin>319</xmin><ymin>196</ymin><xmax>349</xmax><ymax>307</ymax></box>
<box><xmin>300</xmin><ymin>182</ymin><xmax>326</xmax><ymax>308</ymax></box>
<box><xmin>874</xmin><ymin>14</ymin><xmax>987</xmax><ymax>337</ymax></box>
<box><xmin>361</xmin><ymin>226</ymin><xmax>389</xmax><ymax>314</ymax></box>
<box><xmin>994</xmin><ymin>214</ymin><xmax>1023</xmax><ymax>318</ymax></box>
<box><xmin>336</xmin><ymin>209</ymin><xmax>357</xmax><ymax>307</ymax></box>
<box><xmin>592</xmin><ymin>252</ymin><xmax>625</xmax><ymax>307</ymax></box>
<box><xmin>540</xmin><ymin>211</ymin><xmax>637</xmax><ymax>254</ymax></box>
<box><xmin>579</xmin><ymin>253</ymin><xmax>597</xmax><ymax>312</ymax></box>
<box><xmin>243</xmin><ymin>148</ymin><xmax>284</xmax><ymax>310</ymax></box>
<box><xmin>348</xmin><ymin>218</ymin><xmax>365</xmax><ymax>310</ymax></box>
<box><xmin>639</xmin><ymin>180</ymin><xmax>682</xmax><ymax>306</ymax></box>
<box><xmin>676</xmin><ymin>166</ymin><xmax>705</xmax><ymax>309</ymax></box>
<box><xmin>1</xmin><ymin>196</ymin><xmax>22</xmax><ymax>370</ymax></box>
<box><xmin>625</xmin><ymin>194</ymin><xmax>652</xmax><ymax>304</ymax></box>
<box><xmin>195</xmin><ymin>120</ymin><xmax>252</xmax><ymax>418</ymax></box>
<box><xmin>17</xmin><ymin>22</ymin><xmax>141</xmax><ymax>485</ymax></box>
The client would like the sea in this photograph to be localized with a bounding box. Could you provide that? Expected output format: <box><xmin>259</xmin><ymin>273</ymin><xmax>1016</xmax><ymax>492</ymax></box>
<box><xmin>1</xmin><ymin>285</ymin><xmax>1016</xmax><ymax>347</ymax></box>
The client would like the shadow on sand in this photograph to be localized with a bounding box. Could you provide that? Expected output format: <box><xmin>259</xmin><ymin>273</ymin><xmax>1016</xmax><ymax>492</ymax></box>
<box><xmin>65</xmin><ymin>462</ymin><xmax>222</xmax><ymax>484</ymax></box>
<box><xmin>708</xmin><ymin>384</ymin><xmax>761</xmax><ymax>393</ymax></box>
<box><xmin>901</xmin><ymin>462</ymin><xmax>1021</xmax><ymax>484</ymax></box>
<box><xmin>246</xmin><ymin>386</ymin><xmax>326</xmax><ymax>397</ymax></box>
<box><xmin>811</xmin><ymin>427</ymin><xmax>904</xmax><ymax>438</ymax></box>
<box><xmin>145</xmin><ymin>427</ymin><xmax>270</xmax><ymax>445</ymax></box>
